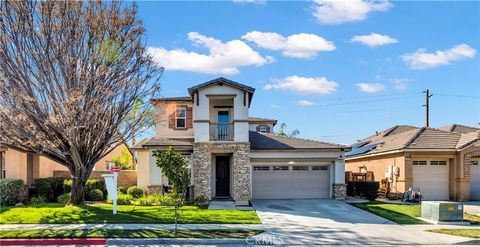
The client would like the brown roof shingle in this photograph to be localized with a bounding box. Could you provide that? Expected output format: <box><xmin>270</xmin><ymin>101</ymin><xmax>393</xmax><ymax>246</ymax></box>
<box><xmin>250</xmin><ymin>131</ymin><xmax>347</xmax><ymax>150</ymax></box>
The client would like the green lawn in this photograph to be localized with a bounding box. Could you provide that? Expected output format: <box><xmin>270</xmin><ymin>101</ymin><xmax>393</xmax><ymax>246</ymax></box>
<box><xmin>349</xmin><ymin>201</ymin><xmax>428</xmax><ymax>224</ymax></box>
<box><xmin>0</xmin><ymin>228</ymin><xmax>263</xmax><ymax>239</ymax></box>
<box><xmin>427</xmin><ymin>229</ymin><xmax>480</xmax><ymax>239</ymax></box>
<box><xmin>350</xmin><ymin>201</ymin><xmax>480</xmax><ymax>225</ymax></box>
<box><xmin>0</xmin><ymin>203</ymin><xmax>261</xmax><ymax>224</ymax></box>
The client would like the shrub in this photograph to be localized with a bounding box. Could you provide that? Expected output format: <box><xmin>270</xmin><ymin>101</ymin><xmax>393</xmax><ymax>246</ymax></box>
<box><xmin>127</xmin><ymin>186</ymin><xmax>144</xmax><ymax>198</ymax></box>
<box><xmin>116</xmin><ymin>193</ymin><xmax>133</xmax><ymax>205</ymax></box>
<box><xmin>85</xmin><ymin>179</ymin><xmax>107</xmax><ymax>199</ymax></box>
<box><xmin>63</xmin><ymin>180</ymin><xmax>72</xmax><ymax>193</ymax></box>
<box><xmin>132</xmin><ymin>195</ymin><xmax>157</xmax><ymax>206</ymax></box>
<box><xmin>64</xmin><ymin>179</ymin><xmax>107</xmax><ymax>200</ymax></box>
<box><xmin>348</xmin><ymin>181</ymin><xmax>380</xmax><ymax>201</ymax></box>
<box><xmin>29</xmin><ymin>195</ymin><xmax>46</xmax><ymax>206</ymax></box>
<box><xmin>57</xmin><ymin>193</ymin><xmax>71</xmax><ymax>205</ymax></box>
<box><xmin>191</xmin><ymin>194</ymin><xmax>209</xmax><ymax>206</ymax></box>
<box><xmin>33</xmin><ymin>177</ymin><xmax>65</xmax><ymax>202</ymax></box>
<box><xmin>0</xmin><ymin>179</ymin><xmax>24</xmax><ymax>206</ymax></box>
<box><xmin>156</xmin><ymin>194</ymin><xmax>175</xmax><ymax>206</ymax></box>
<box><xmin>88</xmin><ymin>189</ymin><xmax>104</xmax><ymax>201</ymax></box>
<box><xmin>117</xmin><ymin>186</ymin><xmax>127</xmax><ymax>194</ymax></box>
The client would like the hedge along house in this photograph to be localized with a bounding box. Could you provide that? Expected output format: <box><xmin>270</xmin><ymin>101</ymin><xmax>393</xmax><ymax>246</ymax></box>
<box><xmin>133</xmin><ymin>78</ymin><xmax>349</xmax><ymax>205</ymax></box>
<box><xmin>345</xmin><ymin>125</ymin><xmax>480</xmax><ymax>201</ymax></box>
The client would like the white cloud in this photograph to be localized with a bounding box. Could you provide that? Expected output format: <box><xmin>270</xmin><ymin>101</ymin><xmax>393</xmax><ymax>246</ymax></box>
<box><xmin>297</xmin><ymin>100</ymin><xmax>317</xmax><ymax>107</ymax></box>
<box><xmin>350</xmin><ymin>33</ymin><xmax>398</xmax><ymax>47</ymax></box>
<box><xmin>312</xmin><ymin>0</ymin><xmax>393</xmax><ymax>24</ymax></box>
<box><xmin>264</xmin><ymin>75</ymin><xmax>339</xmax><ymax>95</ymax></box>
<box><xmin>356</xmin><ymin>83</ymin><xmax>386</xmax><ymax>93</ymax></box>
<box><xmin>242</xmin><ymin>31</ymin><xmax>336</xmax><ymax>58</ymax></box>
<box><xmin>402</xmin><ymin>44</ymin><xmax>476</xmax><ymax>70</ymax></box>
<box><xmin>232</xmin><ymin>0</ymin><xmax>266</xmax><ymax>4</ymax></box>
<box><xmin>390</xmin><ymin>78</ymin><xmax>408</xmax><ymax>91</ymax></box>
<box><xmin>147</xmin><ymin>32</ymin><xmax>273</xmax><ymax>75</ymax></box>
<box><xmin>271</xmin><ymin>104</ymin><xmax>281</xmax><ymax>109</ymax></box>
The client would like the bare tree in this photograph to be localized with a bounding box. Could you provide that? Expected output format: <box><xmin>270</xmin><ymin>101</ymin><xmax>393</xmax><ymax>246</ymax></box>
<box><xmin>0</xmin><ymin>1</ymin><xmax>162</xmax><ymax>205</ymax></box>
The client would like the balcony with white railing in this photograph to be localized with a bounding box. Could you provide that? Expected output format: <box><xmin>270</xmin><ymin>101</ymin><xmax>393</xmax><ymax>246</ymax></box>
<box><xmin>209</xmin><ymin>123</ymin><xmax>234</xmax><ymax>141</ymax></box>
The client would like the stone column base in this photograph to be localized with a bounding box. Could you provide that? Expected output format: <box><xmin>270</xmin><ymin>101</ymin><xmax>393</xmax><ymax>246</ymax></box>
<box><xmin>333</xmin><ymin>184</ymin><xmax>347</xmax><ymax>200</ymax></box>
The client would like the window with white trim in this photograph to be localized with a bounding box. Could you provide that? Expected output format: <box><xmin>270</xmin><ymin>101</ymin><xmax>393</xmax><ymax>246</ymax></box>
<box><xmin>259</xmin><ymin>125</ymin><xmax>267</xmax><ymax>133</ymax></box>
<box><xmin>176</xmin><ymin>107</ymin><xmax>186</xmax><ymax>128</ymax></box>
<box><xmin>412</xmin><ymin>160</ymin><xmax>427</xmax><ymax>166</ymax></box>
<box><xmin>431</xmin><ymin>160</ymin><xmax>447</xmax><ymax>166</ymax></box>
<box><xmin>253</xmin><ymin>166</ymin><xmax>270</xmax><ymax>171</ymax></box>
<box><xmin>273</xmin><ymin>166</ymin><xmax>289</xmax><ymax>171</ymax></box>
<box><xmin>292</xmin><ymin>166</ymin><xmax>308</xmax><ymax>171</ymax></box>
<box><xmin>312</xmin><ymin>166</ymin><xmax>328</xmax><ymax>171</ymax></box>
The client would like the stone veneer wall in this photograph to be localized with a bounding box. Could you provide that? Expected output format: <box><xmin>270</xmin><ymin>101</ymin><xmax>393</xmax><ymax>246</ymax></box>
<box><xmin>192</xmin><ymin>143</ymin><xmax>250</xmax><ymax>205</ymax></box>
<box><xmin>332</xmin><ymin>183</ymin><xmax>347</xmax><ymax>199</ymax></box>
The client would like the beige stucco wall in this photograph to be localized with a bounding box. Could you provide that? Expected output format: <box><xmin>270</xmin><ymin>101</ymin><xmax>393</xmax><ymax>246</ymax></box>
<box><xmin>3</xmin><ymin>144</ymin><xmax>131</xmax><ymax>184</ymax></box>
<box><xmin>346</xmin><ymin>153</ymin><xmax>407</xmax><ymax>192</ymax></box>
<box><xmin>3</xmin><ymin>148</ymin><xmax>28</xmax><ymax>182</ymax></box>
<box><xmin>457</xmin><ymin>145</ymin><xmax>480</xmax><ymax>201</ymax></box>
<box><xmin>154</xmin><ymin>100</ymin><xmax>194</xmax><ymax>138</ymax></box>
<box><xmin>193</xmin><ymin>84</ymin><xmax>250</xmax><ymax>142</ymax></box>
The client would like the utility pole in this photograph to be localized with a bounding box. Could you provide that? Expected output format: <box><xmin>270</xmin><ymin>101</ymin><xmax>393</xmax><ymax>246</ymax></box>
<box><xmin>422</xmin><ymin>89</ymin><xmax>433</xmax><ymax>128</ymax></box>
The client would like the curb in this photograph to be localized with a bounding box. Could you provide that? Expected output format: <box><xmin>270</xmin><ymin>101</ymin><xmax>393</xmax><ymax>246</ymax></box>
<box><xmin>106</xmin><ymin>238</ymin><xmax>246</xmax><ymax>245</ymax></box>
<box><xmin>0</xmin><ymin>238</ymin><xmax>106</xmax><ymax>246</ymax></box>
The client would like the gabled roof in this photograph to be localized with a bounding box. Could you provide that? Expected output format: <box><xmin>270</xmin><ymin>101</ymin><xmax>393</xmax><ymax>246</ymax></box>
<box><xmin>249</xmin><ymin>131</ymin><xmax>347</xmax><ymax>150</ymax></box>
<box><xmin>347</xmin><ymin>124</ymin><xmax>480</xmax><ymax>158</ymax></box>
<box><xmin>132</xmin><ymin>137</ymin><xmax>193</xmax><ymax>149</ymax></box>
<box><xmin>456</xmin><ymin>130</ymin><xmax>480</xmax><ymax>149</ymax></box>
<box><xmin>249</xmin><ymin>117</ymin><xmax>278</xmax><ymax>126</ymax></box>
<box><xmin>439</xmin><ymin>124</ymin><xmax>480</xmax><ymax>133</ymax></box>
<box><xmin>187</xmin><ymin>77</ymin><xmax>255</xmax><ymax>94</ymax></box>
<box><xmin>151</xmin><ymin>96</ymin><xmax>192</xmax><ymax>102</ymax></box>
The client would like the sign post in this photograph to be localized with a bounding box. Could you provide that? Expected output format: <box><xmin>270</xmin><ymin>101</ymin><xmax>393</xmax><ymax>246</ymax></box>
<box><xmin>102</xmin><ymin>167</ymin><xmax>121</xmax><ymax>214</ymax></box>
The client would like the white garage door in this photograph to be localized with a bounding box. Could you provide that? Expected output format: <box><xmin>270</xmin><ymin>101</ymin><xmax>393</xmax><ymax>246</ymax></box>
<box><xmin>252</xmin><ymin>165</ymin><xmax>330</xmax><ymax>199</ymax></box>
<box><xmin>413</xmin><ymin>160</ymin><xmax>449</xmax><ymax>200</ymax></box>
<box><xmin>470</xmin><ymin>161</ymin><xmax>480</xmax><ymax>200</ymax></box>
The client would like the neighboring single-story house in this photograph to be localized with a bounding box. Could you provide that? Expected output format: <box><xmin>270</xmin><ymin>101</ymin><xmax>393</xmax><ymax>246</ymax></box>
<box><xmin>0</xmin><ymin>143</ymin><xmax>132</xmax><ymax>186</ymax></box>
<box><xmin>133</xmin><ymin>77</ymin><xmax>349</xmax><ymax>205</ymax></box>
<box><xmin>345</xmin><ymin>124</ymin><xmax>480</xmax><ymax>201</ymax></box>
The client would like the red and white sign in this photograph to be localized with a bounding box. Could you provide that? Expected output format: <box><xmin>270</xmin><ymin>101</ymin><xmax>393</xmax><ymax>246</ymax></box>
<box><xmin>110</xmin><ymin>166</ymin><xmax>121</xmax><ymax>173</ymax></box>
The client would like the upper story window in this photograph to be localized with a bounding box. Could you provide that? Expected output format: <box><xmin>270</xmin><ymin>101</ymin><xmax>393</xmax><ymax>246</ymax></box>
<box><xmin>259</xmin><ymin>125</ymin><xmax>267</xmax><ymax>133</ymax></box>
<box><xmin>176</xmin><ymin>107</ymin><xmax>187</xmax><ymax>128</ymax></box>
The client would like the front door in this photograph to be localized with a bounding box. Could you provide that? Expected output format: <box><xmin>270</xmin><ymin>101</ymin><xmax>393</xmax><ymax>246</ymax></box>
<box><xmin>215</xmin><ymin>156</ymin><xmax>230</xmax><ymax>197</ymax></box>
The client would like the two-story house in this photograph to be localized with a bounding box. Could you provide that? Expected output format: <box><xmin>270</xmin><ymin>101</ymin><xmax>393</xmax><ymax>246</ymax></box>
<box><xmin>134</xmin><ymin>78</ymin><xmax>348</xmax><ymax>205</ymax></box>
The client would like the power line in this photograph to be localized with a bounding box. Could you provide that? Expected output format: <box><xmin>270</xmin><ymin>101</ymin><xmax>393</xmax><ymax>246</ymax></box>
<box><xmin>434</xmin><ymin>93</ymin><xmax>480</xmax><ymax>99</ymax></box>
<box><xmin>318</xmin><ymin>95</ymin><xmax>420</xmax><ymax>107</ymax></box>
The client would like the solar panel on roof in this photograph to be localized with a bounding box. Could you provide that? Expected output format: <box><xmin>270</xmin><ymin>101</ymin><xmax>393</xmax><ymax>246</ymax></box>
<box><xmin>351</xmin><ymin>141</ymin><xmax>370</xmax><ymax>149</ymax></box>
<box><xmin>346</xmin><ymin>143</ymin><xmax>378</xmax><ymax>156</ymax></box>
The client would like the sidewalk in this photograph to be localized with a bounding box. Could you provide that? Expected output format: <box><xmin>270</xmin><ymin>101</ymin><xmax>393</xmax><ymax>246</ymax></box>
<box><xmin>0</xmin><ymin>223</ymin><xmax>264</xmax><ymax>231</ymax></box>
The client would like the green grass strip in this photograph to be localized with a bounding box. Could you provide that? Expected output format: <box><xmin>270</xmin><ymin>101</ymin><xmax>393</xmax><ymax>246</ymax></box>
<box><xmin>0</xmin><ymin>229</ymin><xmax>263</xmax><ymax>239</ymax></box>
<box><xmin>0</xmin><ymin>203</ymin><xmax>261</xmax><ymax>224</ymax></box>
<box><xmin>427</xmin><ymin>229</ymin><xmax>480</xmax><ymax>239</ymax></box>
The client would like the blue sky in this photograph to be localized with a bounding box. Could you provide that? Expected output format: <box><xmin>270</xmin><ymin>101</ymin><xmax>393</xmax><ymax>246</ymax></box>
<box><xmin>137</xmin><ymin>0</ymin><xmax>479</xmax><ymax>144</ymax></box>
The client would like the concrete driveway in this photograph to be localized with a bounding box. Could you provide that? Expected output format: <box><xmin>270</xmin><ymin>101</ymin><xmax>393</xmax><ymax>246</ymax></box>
<box><xmin>251</xmin><ymin>199</ymin><xmax>480</xmax><ymax>246</ymax></box>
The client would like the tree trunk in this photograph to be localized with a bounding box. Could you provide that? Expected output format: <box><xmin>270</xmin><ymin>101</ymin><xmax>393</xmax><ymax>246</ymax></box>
<box><xmin>69</xmin><ymin>170</ymin><xmax>89</xmax><ymax>205</ymax></box>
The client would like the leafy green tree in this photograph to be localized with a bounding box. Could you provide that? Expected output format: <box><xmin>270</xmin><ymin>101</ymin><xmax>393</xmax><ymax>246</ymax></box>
<box><xmin>153</xmin><ymin>147</ymin><xmax>190</xmax><ymax>233</ymax></box>
<box><xmin>112</xmin><ymin>146</ymin><xmax>136</xmax><ymax>170</ymax></box>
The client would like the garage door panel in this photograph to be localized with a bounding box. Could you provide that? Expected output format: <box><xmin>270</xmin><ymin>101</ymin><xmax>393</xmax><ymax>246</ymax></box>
<box><xmin>252</xmin><ymin>165</ymin><xmax>330</xmax><ymax>199</ymax></box>
<box><xmin>471</xmin><ymin>162</ymin><xmax>480</xmax><ymax>200</ymax></box>
<box><xmin>413</xmin><ymin>161</ymin><xmax>449</xmax><ymax>201</ymax></box>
